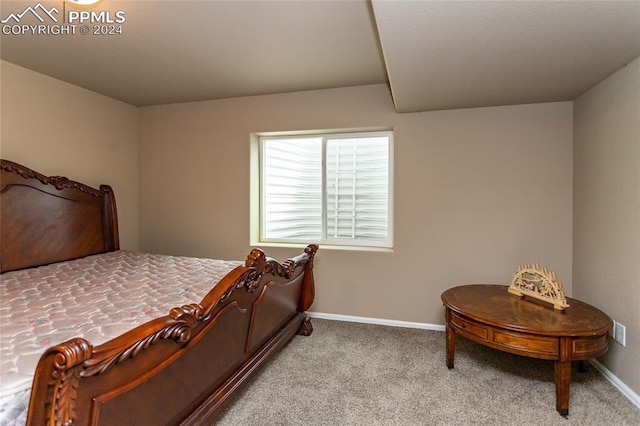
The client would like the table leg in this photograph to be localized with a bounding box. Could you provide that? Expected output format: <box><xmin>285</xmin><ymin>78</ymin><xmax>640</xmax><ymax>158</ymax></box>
<box><xmin>578</xmin><ymin>360</ymin><xmax>589</xmax><ymax>373</ymax></box>
<box><xmin>445</xmin><ymin>309</ymin><xmax>455</xmax><ymax>369</ymax></box>
<box><xmin>554</xmin><ymin>361</ymin><xmax>571</xmax><ymax>417</ymax></box>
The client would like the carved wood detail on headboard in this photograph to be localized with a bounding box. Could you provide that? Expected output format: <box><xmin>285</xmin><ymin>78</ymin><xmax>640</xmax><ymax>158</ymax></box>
<box><xmin>0</xmin><ymin>159</ymin><xmax>119</xmax><ymax>273</ymax></box>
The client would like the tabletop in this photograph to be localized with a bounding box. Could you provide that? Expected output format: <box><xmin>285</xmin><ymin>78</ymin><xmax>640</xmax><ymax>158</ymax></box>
<box><xmin>441</xmin><ymin>284</ymin><xmax>612</xmax><ymax>337</ymax></box>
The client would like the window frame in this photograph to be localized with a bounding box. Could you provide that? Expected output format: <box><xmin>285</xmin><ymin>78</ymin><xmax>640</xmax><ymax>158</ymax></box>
<box><xmin>255</xmin><ymin>130</ymin><xmax>394</xmax><ymax>250</ymax></box>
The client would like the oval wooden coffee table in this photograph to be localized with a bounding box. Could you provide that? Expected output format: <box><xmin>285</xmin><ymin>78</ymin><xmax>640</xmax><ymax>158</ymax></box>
<box><xmin>441</xmin><ymin>284</ymin><xmax>612</xmax><ymax>416</ymax></box>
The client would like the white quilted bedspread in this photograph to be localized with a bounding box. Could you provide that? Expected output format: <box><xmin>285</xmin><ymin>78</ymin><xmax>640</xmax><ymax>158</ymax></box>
<box><xmin>0</xmin><ymin>251</ymin><xmax>241</xmax><ymax>402</ymax></box>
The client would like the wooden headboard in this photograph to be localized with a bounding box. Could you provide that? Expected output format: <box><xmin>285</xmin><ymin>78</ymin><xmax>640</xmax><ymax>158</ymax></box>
<box><xmin>0</xmin><ymin>159</ymin><xmax>119</xmax><ymax>273</ymax></box>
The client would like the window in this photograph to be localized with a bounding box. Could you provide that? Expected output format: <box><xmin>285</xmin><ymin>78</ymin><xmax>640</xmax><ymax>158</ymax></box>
<box><xmin>257</xmin><ymin>130</ymin><xmax>393</xmax><ymax>248</ymax></box>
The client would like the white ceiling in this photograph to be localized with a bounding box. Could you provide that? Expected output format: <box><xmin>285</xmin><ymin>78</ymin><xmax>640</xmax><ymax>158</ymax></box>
<box><xmin>372</xmin><ymin>0</ymin><xmax>640</xmax><ymax>112</ymax></box>
<box><xmin>1</xmin><ymin>0</ymin><xmax>639</xmax><ymax>112</ymax></box>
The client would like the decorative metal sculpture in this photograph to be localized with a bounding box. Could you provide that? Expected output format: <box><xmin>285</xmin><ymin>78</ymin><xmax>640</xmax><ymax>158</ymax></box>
<box><xmin>508</xmin><ymin>263</ymin><xmax>569</xmax><ymax>310</ymax></box>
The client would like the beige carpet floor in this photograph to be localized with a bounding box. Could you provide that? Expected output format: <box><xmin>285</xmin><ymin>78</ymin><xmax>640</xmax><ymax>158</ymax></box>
<box><xmin>216</xmin><ymin>318</ymin><xmax>640</xmax><ymax>425</ymax></box>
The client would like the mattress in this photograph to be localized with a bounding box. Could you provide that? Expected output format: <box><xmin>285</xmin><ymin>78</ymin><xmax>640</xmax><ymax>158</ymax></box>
<box><xmin>0</xmin><ymin>251</ymin><xmax>241</xmax><ymax>425</ymax></box>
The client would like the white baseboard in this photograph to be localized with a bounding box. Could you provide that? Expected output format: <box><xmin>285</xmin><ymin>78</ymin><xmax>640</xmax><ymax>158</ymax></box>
<box><xmin>590</xmin><ymin>358</ymin><xmax>640</xmax><ymax>409</ymax></box>
<box><xmin>308</xmin><ymin>311</ymin><xmax>446</xmax><ymax>332</ymax></box>
<box><xmin>308</xmin><ymin>311</ymin><xmax>639</xmax><ymax>409</ymax></box>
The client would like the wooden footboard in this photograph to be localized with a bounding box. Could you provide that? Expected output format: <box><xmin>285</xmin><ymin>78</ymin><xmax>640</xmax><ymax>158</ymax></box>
<box><xmin>26</xmin><ymin>244</ymin><xmax>318</xmax><ymax>425</ymax></box>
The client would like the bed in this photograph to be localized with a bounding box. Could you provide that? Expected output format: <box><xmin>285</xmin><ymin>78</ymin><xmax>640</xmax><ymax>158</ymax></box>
<box><xmin>0</xmin><ymin>159</ymin><xmax>318</xmax><ymax>425</ymax></box>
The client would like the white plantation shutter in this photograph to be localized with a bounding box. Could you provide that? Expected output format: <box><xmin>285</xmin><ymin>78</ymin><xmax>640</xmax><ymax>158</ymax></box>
<box><xmin>262</xmin><ymin>138</ymin><xmax>322</xmax><ymax>240</ymax></box>
<box><xmin>326</xmin><ymin>137</ymin><xmax>389</xmax><ymax>242</ymax></box>
<box><xmin>261</xmin><ymin>131</ymin><xmax>392</xmax><ymax>247</ymax></box>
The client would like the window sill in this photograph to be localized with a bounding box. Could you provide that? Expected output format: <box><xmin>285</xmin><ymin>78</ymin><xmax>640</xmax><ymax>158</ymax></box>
<box><xmin>251</xmin><ymin>241</ymin><xmax>394</xmax><ymax>253</ymax></box>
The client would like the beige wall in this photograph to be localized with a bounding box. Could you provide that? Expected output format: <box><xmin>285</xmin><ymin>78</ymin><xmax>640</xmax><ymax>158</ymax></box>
<box><xmin>5</xmin><ymin>55</ymin><xmax>637</xmax><ymax>399</ymax></box>
<box><xmin>139</xmin><ymin>85</ymin><xmax>573</xmax><ymax>325</ymax></box>
<box><xmin>574</xmin><ymin>57</ymin><xmax>640</xmax><ymax>394</ymax></box>
<box><xmin>0</xmin><ymin>61</ymin><xmax>139</xmax><ymax>250</ymax></box>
